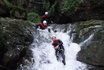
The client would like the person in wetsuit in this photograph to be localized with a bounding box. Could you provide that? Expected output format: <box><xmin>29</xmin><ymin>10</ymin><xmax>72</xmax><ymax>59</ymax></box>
<box><xmin>36</xmin><ymin>20</ymin><xmax>47</xmax><ymax>30</ymax></box>
<box><xmin>52</xmin><ymin>35</ymin><xmax>66</xmax><ymax>65</ymax></box>
<box><xmin>41</xmin><ymin>12</ymin><xmax>53</xmax><ymax>25</ymax></box>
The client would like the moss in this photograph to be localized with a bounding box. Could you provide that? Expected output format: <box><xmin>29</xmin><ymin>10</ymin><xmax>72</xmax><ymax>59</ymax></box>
<box><xmin>0</xmin><ymin>18</ymin><xmax>34</xmax><ymax>70</ymax></box>
<box><xmin>80</xmin><ymin>23</ymin><xmax>93</xmax><ymax>29</ymax></box>
<box><xmin>0</xmin><ymin>18</ymin><xmax>34</xmax><ymax>50</ymax></box>
<box><xmin>77</xmin><ymin>20</ymin><xmax>103</xmax><ymax>29</ymax></box>
<box><xmin>27</xmin><ymin>12</ymin><xmax>40</xmax><ymax>23</ymax></box>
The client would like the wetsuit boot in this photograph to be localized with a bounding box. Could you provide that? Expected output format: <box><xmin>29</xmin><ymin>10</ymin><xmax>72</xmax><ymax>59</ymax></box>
<box><xmin>61</xmin><ymin>49</ymin><xmax>66</xmax><ymax>65</ymax></box>
<box><xmin>55</xmin><ymin>50</ymin><xmax>60</xmax><ymax>60</ymax></box>
<box><xmin>62</xmin><ymin>60</ymin><xmax>66</xmax><ymax>65</ymax></box>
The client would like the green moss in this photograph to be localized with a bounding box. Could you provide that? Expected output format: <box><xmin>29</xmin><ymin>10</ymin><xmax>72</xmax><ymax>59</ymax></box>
<box><xmin>77</xmin><ymin>20</ymin><xmax>103</xmax><ymax>29</ymax></box>
<box><xmin>80</xmin><ymin>23</ymin><xmax>93</xmax><ymax>29</ymax></box>
<box><xmin>0</xmin><ymin>18</ymin><xmax>33</xmax><ymax>48</ymax></box>
<box><xmin>0</xmin><ymin>18</ymin><xmax>34</xmax><ymax>69</ymax></box>
<box><xmin>27</xmin><ymin>12</ymin><xmax>40</xmax><ymax>23</ymax></box>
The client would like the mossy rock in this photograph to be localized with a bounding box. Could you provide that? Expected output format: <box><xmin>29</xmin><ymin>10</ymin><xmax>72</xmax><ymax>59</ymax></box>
<box><xmin>0</xmin><ymin>18</ymin><xmax>35</xmax><ymax>70</ymax></box>
<box><xmin>77</xmin><ymin>30</ymin><xmax>104</xmax><ymax>66</ymax></box>
<box><xmin>73</xmin><ymin>20</ymin><xmax>104</xmax><ymax>43</ymax></box>
<box><xmin>76</xmin><ymin>20</ymin><xmax>104</xmax><ymax>69</ymax></box>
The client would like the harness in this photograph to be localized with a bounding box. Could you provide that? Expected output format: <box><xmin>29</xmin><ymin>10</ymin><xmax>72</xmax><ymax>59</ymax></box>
<box><xmin>40</xmin><ymin>23</ymin><xmax>47</xmax><ymax>29</ymax></box>
<box><xmin>52</xmin><ymin>39</ymin><xmax>60</xmax><ymax>45</ymax></box>
<box><xmin>42</xmin><ymin>15</ymin><xmax>48</xmax><ymax>18</ymax></box>
<box><xmin>52</xmin><ymin>39</ymin><xmax>64</xmax><ymax>51</ymax></box>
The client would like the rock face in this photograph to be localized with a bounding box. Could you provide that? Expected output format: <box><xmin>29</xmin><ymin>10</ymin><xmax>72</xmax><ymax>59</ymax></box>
<box><xmin>1</xmin><ymin>0</ymin><xmax>104</xmax><ymax>23</ymax></box>
<box><xmin>8</xmin><ymin>0</ymin><xmax>49</xmax><ymax>14</ymax></box>
<box><xmin>0</xmin><ymin>18</ymin><xmax>35</xmax><ymax>70</ymax></box>
<box><xmin>44</xmin><ymin>0</ymin><xmax>104</xmax><ymax>23</ymax></box>
<box><xmin>73</xmin><ymin>20</ymin><xmax>104</xmax><ymax>70</ymax></box>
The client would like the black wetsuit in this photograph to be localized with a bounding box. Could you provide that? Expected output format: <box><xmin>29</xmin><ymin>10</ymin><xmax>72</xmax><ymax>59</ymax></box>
<box><xmin>52</xmin><ymin>39</ymin><xmax>66</xmax><ymax>65</ymax></box>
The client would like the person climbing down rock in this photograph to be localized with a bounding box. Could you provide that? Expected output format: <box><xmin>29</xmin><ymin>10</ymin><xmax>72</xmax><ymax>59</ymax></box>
<box><xmin>41</xmin><ymin>12</ymin><xmax>53</xmax><ymax>25</ymax></box>
<box><xmin>36</xmin><ymin>20</ymin><xmax>47</xmax><ymax>30</ymax></box>
<box><xmin>52</xmin><ymin>35</ymin><xmax>66</xmax><ymax>65</ymax></box>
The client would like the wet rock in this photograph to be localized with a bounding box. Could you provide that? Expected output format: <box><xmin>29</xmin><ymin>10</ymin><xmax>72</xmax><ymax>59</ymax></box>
<box><xmin>0</xmin><ymin>18</ymin><xmax>35</xmax><ymax>70</ymax></box>
<box><xmin>73</xmin><ymin>20</ymin><xmax>104</xmax><ymax>43</ymax></box>
<box><xmin>74</xmin><ymin>20</ymin><xmax>104</xmax><ymax>70</ymax></box>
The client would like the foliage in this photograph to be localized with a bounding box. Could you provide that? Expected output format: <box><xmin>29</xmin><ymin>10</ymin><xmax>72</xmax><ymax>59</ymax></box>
<box><xmin>3</xmin><ymin>0</ymin><xmax>26</xmax><ymax>16</ymax></box>
<box><xmin>48</xmin><ymin>0</ymin><xmax>59</xmax><ymax>16</ymax></box>
<box><xmin>60</xmin><ymin>0</ymin><xmax>84</xmax><ymax>15</ymax></box>
<box><xmin>43</xmin><ymin>1</ymin><xmax>50</xmax><ymax>11</ymax></box>
<box><xmin>48</xmin><ymin>0</ymin><xmax>84</xmax><ymax>16</ymax></box>
<box><xmin>27</xmin><ymin>12</ymin><xmax>41</xmax><ymax>23</ymax></box>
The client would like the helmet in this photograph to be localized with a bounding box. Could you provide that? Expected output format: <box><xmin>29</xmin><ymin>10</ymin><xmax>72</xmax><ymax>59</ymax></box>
<box><xmin>52</xmin><ymin>35</ymin><xmax>56</xmax><ymax>38</ymax></box>
<box><xmin>45</xmin><ymin>12</ymin><xmax>48</xmax><ymax>15</ymax></box>
<box><xmin>43</xmin><ymin>20</ymin><xmax>47</xmax><ymax>24</ymax></box>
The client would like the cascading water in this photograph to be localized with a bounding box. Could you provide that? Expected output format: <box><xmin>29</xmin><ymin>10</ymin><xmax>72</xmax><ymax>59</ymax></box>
<box><xmin>21</xmin><ymin>24</ymin><xmax>92</xmax><ymax>70</ymax></box>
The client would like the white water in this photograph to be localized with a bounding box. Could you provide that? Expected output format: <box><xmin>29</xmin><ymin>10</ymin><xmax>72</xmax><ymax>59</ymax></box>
<box><xmin>23</xmin><ymin>25</ymin><xmax>90</xmax><ymax>70</ymax></box>
<box><xmin>80</xmin><ymin>34</ymin><xmax>94</xmax><ymax>47</ymax></box>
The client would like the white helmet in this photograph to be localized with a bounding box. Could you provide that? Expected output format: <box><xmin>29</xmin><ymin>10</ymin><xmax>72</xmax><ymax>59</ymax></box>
<box><xmin>43</xmin><ymin>20</ymin><xmax>47</xmax><ymax>24</ymax></box>
<box><xmin>45</xmin><ymin>12</ymin><xmax>48</xmax><ymax>15</ymax></box>
<box><xmin>52</xmin><ymin>35</ymin><xmax>56</xmax><ymax>38</ymax></box>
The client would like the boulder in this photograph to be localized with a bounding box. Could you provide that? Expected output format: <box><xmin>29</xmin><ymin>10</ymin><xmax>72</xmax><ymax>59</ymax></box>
<box><xmin>73</xmin><ymin>20</ymin><xmax>104</xmax><ymax>70</ymax></box>
<box><xmin>0</xmin><ymin>18</ymin><xmax>35</xmax><ymax>70</ymax></box>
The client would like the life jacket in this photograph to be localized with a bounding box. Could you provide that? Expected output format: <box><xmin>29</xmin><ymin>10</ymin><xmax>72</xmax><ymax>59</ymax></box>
<box><xmin>52</xmin><ymin>39</ymin><xmax>60</xmax><ymax>45</ymax></box>
<box><xmin>40</xmin><ymin>23</ymin><xmax>47</xmax><ymax>29</ymax></box>
<box><xmin>52</xmin><ymin>39</ymin><xmax>64</xmax><ymax>50</ymax></box>
<box><xmin>42</xmin><ymin>15</ymin><xmax>48</xmax><ymax>18</ymax></box>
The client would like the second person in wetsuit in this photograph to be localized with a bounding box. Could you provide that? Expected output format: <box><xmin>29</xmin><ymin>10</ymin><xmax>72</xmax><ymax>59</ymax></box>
<box><xmin>36</xmin><ymin>20</ymin><xmax>47</xmax><ymax>30</ymax></box>
<box><xmin>41</xmin><ymin>12</ymin><xmax>53</xmax><ymax>25</ymax></box>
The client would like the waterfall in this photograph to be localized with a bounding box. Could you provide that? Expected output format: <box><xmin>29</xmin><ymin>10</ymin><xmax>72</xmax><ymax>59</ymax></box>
<box><xmin>21</xmin><ymin>24</ymin><xmax>88</xmax><ymax>70</ymax></box>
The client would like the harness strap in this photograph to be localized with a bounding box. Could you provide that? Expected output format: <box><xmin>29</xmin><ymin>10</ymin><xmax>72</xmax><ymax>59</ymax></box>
<box><xmin>40</xmin><ymin>23</ymin><xmax>47</xmax><ymax>29</ymax></box>
<box><xmin>52</xmin><ymin>39</ymin><xmax>60</xmax><ymax>45</ymax></box>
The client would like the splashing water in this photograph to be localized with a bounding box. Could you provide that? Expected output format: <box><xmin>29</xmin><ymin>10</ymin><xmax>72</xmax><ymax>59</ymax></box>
<box><xmin>25</xmin><ymin>25</ymin><xmax>89</xmax><ymax>70</ymax></box>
